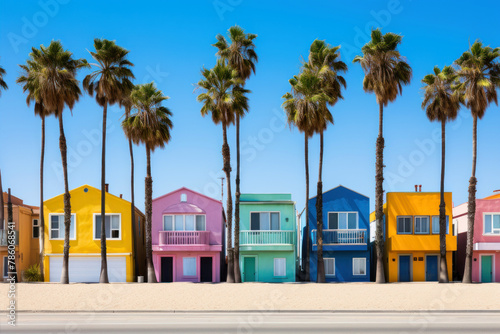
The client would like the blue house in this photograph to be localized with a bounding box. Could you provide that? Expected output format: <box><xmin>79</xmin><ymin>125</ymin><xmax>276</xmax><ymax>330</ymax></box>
<box><xmin>305</xmin><ymin>185</ymin><xmax>370</xmax><ymax>282</ymax></box>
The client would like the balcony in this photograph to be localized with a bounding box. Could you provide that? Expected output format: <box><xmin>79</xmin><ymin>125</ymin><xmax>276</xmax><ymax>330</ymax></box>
<box><xmin>311</xmin><ymin>229</ymin><xmax>367</xmax><ymax>251</ymax></box>
<box><xmin>0</xmin><ymin>229</ymin><xmax>19</xmax><ymax>247</ymax></box>
<box><xmin>158</xmin><ymin>231</ymin><xmax>210</xmax><ymax>246</ymax></box>
<box><xmin>240</xmin><ymin>230</ymin><xmax>295</xmax><ymax>251</ymax></box>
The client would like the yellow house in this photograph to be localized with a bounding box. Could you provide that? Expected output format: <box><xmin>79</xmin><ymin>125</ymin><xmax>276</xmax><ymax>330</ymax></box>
<box><xmin>381</xmin><ymin>192</ymin><xmax>456</xmax><ymax>282</ymax></box>
<box><xmin>43</xmin><ymin>185</ymin><xmax>145</xmax><ymax>282</ymax></box>
<box><xmin>2</xmin><ymin>191</ymin><xmax>39</xmax><ymax>282</ymax></box>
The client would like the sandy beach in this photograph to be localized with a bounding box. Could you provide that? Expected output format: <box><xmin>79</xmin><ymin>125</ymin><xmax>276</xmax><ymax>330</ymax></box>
<box><xmin>1</xmin><ymin>282</ymin><xmax>499</xmax><ymax>312</ymax></box>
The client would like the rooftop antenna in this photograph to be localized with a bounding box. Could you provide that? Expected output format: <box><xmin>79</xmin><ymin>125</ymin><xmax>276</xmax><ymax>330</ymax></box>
<box><xmin>219</xmin><ymin>177</ymin><xmax>225</xmax><ymax>202</ymax></box>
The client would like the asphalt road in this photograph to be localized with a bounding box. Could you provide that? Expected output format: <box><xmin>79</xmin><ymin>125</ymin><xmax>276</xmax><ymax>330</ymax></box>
<box><xmin>1</xmin><ymin>311</ymin><xmax>500</xmax><ymax>333</ymax></box>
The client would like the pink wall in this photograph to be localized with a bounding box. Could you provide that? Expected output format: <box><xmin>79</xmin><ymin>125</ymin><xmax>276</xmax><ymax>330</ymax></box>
<box><xmin>471</xmin><ymin>252</ymin><xmax>500</xmax><ymax>282</ymax></box>
<box><xmin>474</xmin><ymin>199</ymin><xmax>500</xmax><ymax>243</ymax></box>
<box><xmin>152</xmin><ymin>187</ymin><xmax>224</xmax><ymax>246</ymax></box>
<box><xmin>153</xmin><ymin>251</ymin><xmax>221</xmax><ymax>282</ymax></box>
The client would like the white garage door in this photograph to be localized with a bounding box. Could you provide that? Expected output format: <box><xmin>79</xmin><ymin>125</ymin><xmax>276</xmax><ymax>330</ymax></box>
<box><xmin>49</xmin><ymin>256</ymin><xmax>127</xmax><ymax>282</ymax></box>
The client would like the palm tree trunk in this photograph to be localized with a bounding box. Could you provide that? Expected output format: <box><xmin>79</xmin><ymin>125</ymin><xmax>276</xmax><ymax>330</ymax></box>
<box><xmin>39</xmin><ymin>116</ymin><xmax>45</xmax><ymax>282</ymax></box>
<box><xmin>463</xmin><ymin>115</ymin><xmax>477</xmax><ymax>283</ymax></box>
<box><xmin>234</xmin><ymin>116</ymin><xmax>241</xmax><ymax>283</ymax></box>
<box><xmin>375</xmin><ymin>102</ymin><xmax>386</xmax><ymax>283</ymax></box>
<box><xmin>316</xmin><ymin>132</ymin><xmax>325</xmax><ymax>283</ymax></box>
<box><xmin>145</xmin><ymin>145</ymin><xmax>157</xmax><ymax>283</ymax></box>
<box><xmin>58</xmin><ymin>113</ymin><xmax>71</xmax><ymax>284</ymax></box>
<box><xmin>129</xmin><ymin>132</ymin><xmax>137</xmax><ymax>280</ymax></box>
<box><xmin>439</xmin><ymin>120</ymin><xmax>449</xmax><ymax>283</ymax></box>
<box><xmin>100</xmin><ymin>102</ymin><xmax>109</xmax><ymax>283</ymax></box>
<box><xmin>222</xmin><ymin>124</ymin><xmax>235</xmax><ymax>283</ymax></box>
<box><xmin>7</xmin><ymin>189</ymin><xmax>17</xmax><ymax>282</ymax></box>
<box><xmin>304</xmin><ymin>133</ymin><xmax>310</xmax><ymax>282</ymax></box>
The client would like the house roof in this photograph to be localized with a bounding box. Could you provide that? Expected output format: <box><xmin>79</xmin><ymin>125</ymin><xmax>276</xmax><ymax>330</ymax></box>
<box><xmin>153</xmin><ymin>187</ymin><xmax>222</xmax><ymax>205</ymax></box>
<box><xmin>308</xmin><ymin>185</ymin><xmax>369</xmax><ymax>200</ymax></box>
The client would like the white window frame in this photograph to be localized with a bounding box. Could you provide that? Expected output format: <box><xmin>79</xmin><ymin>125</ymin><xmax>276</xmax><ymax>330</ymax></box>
<box><xmin>249</xmin><ymin>211</ymin><xmax>281</xmax><ymax>230</ymax></box>
<box><xmin>182</xmin><ymin>257</ymin><xmax>197</xmax><ymax>277</ymax></box>
<box><xmin>324</xmin><ymin>258</ymin><xmax>335</xmax><ymax>276</ymax></box>
<box><xmin>327</xmin><ymin>211</ymin><xmax>359</xmax><ymax>230</ymax></box>
<box><xmin>273</xmin><ymin>258</ymin><xmax>286</xmax><ymax>277</ymax></box>
<box><xmin>483</xmin><ymin>213</ymin><xmax>500</xmax><ymax>235</ymax></box>
<box><xmin>2</xmin><ymin>256</ymin><xmax>8</xmax><ymax>278</ymax></box>
<box><xmin>93</xmin><ymin>213</ymin><xmax>122</xmax><ymax>240</ymax></box>
<box><xmin>48</xmin><ymin>213</ymin><xmax>77</xmax><ymax>240</ymax></box>
<box><xmin>352</xmin><ymin>257</ymin><xmax>367</xmax><ymax>276</ymax></box>
<box><xmin>32</xmin><ymin>219</ymin><xmax>40</xmax><ymax>238</ymax></box>
<box><xmin>163</xmin><ymin>214</ymin><xmax>207</xmax><ymax>231</ymax></box>
<box><xmin>397</xmin><ymin>216</ymin><xmax>413</xmax><ymax>235</ymax></box>
<box><xmin>414</xmin><ymin>216</ymin><xmax>430</xmax><ymax>235</ymax></box>
<box><xmin>431</xmin><ymin>215</ymin><xmax>449</xmax><ymax>235</ymax></box>
<box><xmin>180</xmin><ymin>193</ymin><xmax>187</xmax><ymax>202</ymax></box>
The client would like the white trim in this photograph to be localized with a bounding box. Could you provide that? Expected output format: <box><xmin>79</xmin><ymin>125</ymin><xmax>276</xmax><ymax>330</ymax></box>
<box><xmin>32</xmin><ymin>218</ymin><xmax>40</xmax><ymax>239</ymax></box>
<box><xmin>397</xmin><ymin>216</ymin><xmax>413</xmax><ymax>235</ymax></box>
<box><xmin>249</xmin><ymin>211</ymin><xmax>281</xmax><ymax>231</ymax></box>
<box><xmin>327</xmin><ymin>211</ymin><xmax>359</xmax><ymax>230</ymax></box>
<box><xmin>473</xmin><ymin>242</ymin><xmax>500</xmax><ymax>251</ymax></box>
<box><xmin>324</xmin><ymin>257</ymin><xmax>335</xmax><ymax>276</ymax></box>
<box><xmin>414</xmin><ymin>216</ymin><xmax>430</xmax><ymax>235</ymax></box>
<box><xmin>482</xmin><ymin>212</ymin><xmax>500</xmax><ymax>235</ymax></box>
<box><xmin>48</xmin><ymin>213</ymin><xmax>76</xmax><ymax>240</ymax></box>
<box><xmin>397</xmin><ymin>254</ymin><xmax>413</xmax><ymax>282</ymax></box>
<box><xmin>273</xmin><ymin>258</ymin><xmax>286</xmax><ymax>277</ymax></box>
<box><xmin>46</xmin><ymin>253</ymin><xmax>131</xmax><ymax>256</ymax></box>
<box><xmin>352</xmin><ymin>257</ymin><xmax>366</xmax><ymax>276</ymax></box>
<box><xmin>479</xmin><ymin>254</ymin><xmax>495</xmax><ymax>283</ymax></box>
<box><xmin>92</xmin><ymin>213</ymin><xmax>122</xmax><ymax>241</ymax></box>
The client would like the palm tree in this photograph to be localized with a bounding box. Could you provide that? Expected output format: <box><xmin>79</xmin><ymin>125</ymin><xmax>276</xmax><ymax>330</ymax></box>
<box><xmin>353</xmin><ymin>29</ymin><xmax>412</xmax><ymax>283</ymax></box>
<box><xmin>83</xmin><ymin>39</ymin><xmax>134</xmax><ymax>283</ymax></box>
<box><xmin>282</xmin><ymin>72</ymin><xmax>324</xmax><ymax>281</ymax></box>
<box><xmin>196</xmin><ymin>60</ymin><xmax>249</xmax><ymax>283</ymax></box>
<box><xmin>29</xmin><ymin>41</ymin><xmax>88</xmax><ymax>283</ymax></box>
<box><xmin>304</xmin><ymin>40</ymin><xmax>347</xmax><ymax>283</ymax></box>
<box><xmin>0</xmin><ymin>63</ymin><xmax>7</xmax><ymax>93</ymax></box>
<box><xmin>213</xmin><ymin>25</ymin><xmax>257</xmax><ymax>283</ymax></box>
<box><xmin>455</xmin><ymin>41</ymin><xmax>500</xmax><ymax>283</ymax></box>
<box><xmin>421</xmin><ymin>66</ymin><xmax>460</xmax><ymax>283</ymax></box>
<box><xmin>17</xmin><ymin>58</ymin><xmax>56</xmax><ymax>282</ymax></box>
<box><xmin>122</xmin><ymin>82</ymin><xmax>173</xmax><ymax>283</ymax></box>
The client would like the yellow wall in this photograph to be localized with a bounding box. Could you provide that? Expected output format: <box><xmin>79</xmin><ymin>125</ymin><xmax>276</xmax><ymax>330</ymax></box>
<box><xmin>384</xmin><ymin>192</ymin><xmax>457</xmax><ymax>282</ymax></box>
<box><xmin>43</xmin><ymin>185</ymin><xmax>145</xmax><ymax>282</ymax></box>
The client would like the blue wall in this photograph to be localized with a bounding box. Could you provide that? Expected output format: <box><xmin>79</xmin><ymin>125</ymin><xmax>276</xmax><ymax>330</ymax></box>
<box><xmin>305</xmin><ymin>186</ymin><xmax>370</xmax><ymax>282</ymax></box>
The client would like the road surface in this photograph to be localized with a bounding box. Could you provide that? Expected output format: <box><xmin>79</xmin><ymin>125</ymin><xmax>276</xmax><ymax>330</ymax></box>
<box><xmin>1</xmin><ymin>311</ymin><xmax>500</xmax><ymax>333</ymax></box>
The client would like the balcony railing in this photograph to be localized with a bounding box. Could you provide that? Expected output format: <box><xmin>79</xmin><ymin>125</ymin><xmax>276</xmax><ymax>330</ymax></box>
<box><xmin>158</xmin><ymin>231</ymin><xmax>210</xmax><ymax>245</ymax></box>
<box><xmin>312</xmin><ymin>229</ymin><xmax>367</xmax><ymax>245</ymax></box>
<box><xmin>0</xmin><ymin>229</ymin><xmax>19</xmax><ymax>247</ymax></box>
<box><xmin>240</xmin><ymin>230</ymin><xmax>294</xmax><ymax>245</ymax></box>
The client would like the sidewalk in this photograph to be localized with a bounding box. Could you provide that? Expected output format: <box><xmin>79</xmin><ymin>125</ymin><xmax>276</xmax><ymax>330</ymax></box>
<box><xmin>1</xmin><ymin>282</ymin><xmax>499</xmax><ymax>312</ymax></box>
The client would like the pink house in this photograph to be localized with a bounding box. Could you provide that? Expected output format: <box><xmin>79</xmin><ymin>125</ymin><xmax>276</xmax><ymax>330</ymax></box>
<box><xmin>152</xmin><ymin>188</ymin><xmax>225</xmax><ymax>282</ymax></box>
<box><xmin>454</xmin><ymin>194</ymin><xmax>500</xmax><ymax>282</ymax></box>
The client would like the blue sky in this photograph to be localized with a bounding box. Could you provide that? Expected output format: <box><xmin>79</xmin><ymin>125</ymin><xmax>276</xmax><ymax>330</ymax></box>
<box><xmin>0</xmin><ymin>0</ymin><xmax>499</xmax><ymax>220</ymax></box>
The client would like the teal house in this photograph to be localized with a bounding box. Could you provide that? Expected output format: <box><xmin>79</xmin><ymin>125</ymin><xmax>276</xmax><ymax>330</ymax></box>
<box><xmin>239</xmin><ymin>194</ymin><xmax>297</xmax><ymax>282</ymax></box>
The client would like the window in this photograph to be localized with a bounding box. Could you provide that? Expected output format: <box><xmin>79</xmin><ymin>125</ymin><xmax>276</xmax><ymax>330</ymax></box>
<box><xmin>250</xmin><ymin>212</ymin><xmax>280</xmax><ymax>230</ymax></box>
<box><xmin>3</xmin><ymin>257</ymin><xmax>8</xmax><ymax>278</ymax></box>
<box><xmin>397</xmin><ymin>216</ymin><xmax>412</xmax><ymax>234</ymax></box>
<box><xmin>432</xmin><ymin>216</ymin><xmax>450</xmax><ymax>234</ymax></box>
<box><xmin>273</xmin><ymin>258</ymin><xmax>286</xmax><ymax>277</ymax></box>
<box><xmin>180</xmin><ymin>193</ymin><xmax>187</xmax><ymax>202</ymax></box>
<box><xmin>183</xmin><ymin>257</ymin><xmax>196</xmax><ymax>276</ymax></box>
<box><xmin>414</xmin><ymin>216</ymin><xmax>430</xmax><ymax>234</ymax></box>
<box><xmin>164</xmin><ymin>215</ymin><xmax>206</xmax><ymax>231</ymax></box>
<box><xmin>94</xmin><ymin>214</ymin><xmax>121</xmax><ymax>239</ymax></box>
<box><xmin>328</xmin><ymin>212</ymin><xmax>358</xmax><ymax>229</ymax></box>
<box><xmin>484</xmin><ymin>214</ymin><xmax>500</xmax><ymax>235</ymax></box>
<box><xmin>324</xmin><ymin>258</ymin><xmax>335</xmax><ymax>276</ymax></box>
<box><xmin>32</xmin><ymin>219</ymin><xmax>40</xmax><ymax>238</ymax></box>
<box><xmin>353</xmin><ymin>258</ymin><xmax>366</xmax><ymax>276</ymax></box>
<box><xmin>50</xmin><ymin>214</ymin><xmax>76</xmax><ymax>240</ymax></box>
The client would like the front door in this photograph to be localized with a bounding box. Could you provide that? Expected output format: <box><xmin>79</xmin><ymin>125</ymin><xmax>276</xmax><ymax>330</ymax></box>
<box><xmin>399</xmin><ymin>255</ymin><xmax>411</xmax><ymax>282</ymax></box>
<box><xmin>200</xmin><ymin>257</ymin><xmax>213</xmax><ymax>282</ymax></box>
<box><xmin>160</xmin><ymin>257</ymin><xmax>173</xmax><ymax>283</ymax></box>
<box><xmin>426</xmin><ymin>255</ymin><xmax>438</xmax><ymax>281</ymax></box>
<box><xmin>243</xmin><ymin>257</ymin><xmax>256</xmax><ymax>282</ymax></box>
<box><xmin>481</xmin><ymin>255</ymin><xmax>493</xmax><ymax>283</ymax></box>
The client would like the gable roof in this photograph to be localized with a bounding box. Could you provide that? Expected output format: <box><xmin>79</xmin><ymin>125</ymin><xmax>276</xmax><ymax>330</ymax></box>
<box><xmin>309</xmin><ymin>185</ymin><xmax>369</xmax><ymax>200</ymax></box>
<box><xmin>153</xmin><ymin>187</ymin><xmax>222</xmax><ymax>205</ymax></box>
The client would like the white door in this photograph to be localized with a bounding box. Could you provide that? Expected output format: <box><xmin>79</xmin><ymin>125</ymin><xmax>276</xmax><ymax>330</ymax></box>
<box><xmin>49</xmin><ymin>256</ymin><xmax>126</xmax><ymax>282</ymax></box>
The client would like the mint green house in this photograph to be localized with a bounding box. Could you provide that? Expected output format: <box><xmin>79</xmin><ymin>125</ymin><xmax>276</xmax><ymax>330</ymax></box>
<box><xmin>239</xmin><ymin>194</ymin><xmax>297</xmax><ymax>282</ymax></box>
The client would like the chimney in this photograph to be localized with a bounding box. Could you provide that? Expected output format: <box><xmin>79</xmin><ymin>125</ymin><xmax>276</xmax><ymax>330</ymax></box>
<box><xmin>414</xmin><ymin>185</ymin><xmax>418</xmax><ymax>192</ymax></box>
<box><xmin>105</xmin><ymin>184</ymin><xmax>109</xmax><ymax>193</ymax></box>
<box><xmin>494</xmin><ymin>189</ymin><xmax>500</xmax><ymax>193</ymax></box>
<box><xmin>419</xmin><ymin>185</ymin><xmax>422</xmax><ymax>192</ymax></box>
<box><xmin>119</xmin><ymin>194</ymin><xmax>123</xmax><ymax>199</ymax></box>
